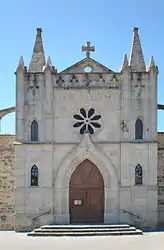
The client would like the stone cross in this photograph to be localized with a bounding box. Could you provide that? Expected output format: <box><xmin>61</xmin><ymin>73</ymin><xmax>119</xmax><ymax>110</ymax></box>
<box><xmin>82</xmin><ymin>41</ymin><xmax>95</xmax><ymax>58</ymax></box>
<box><xmin>134</xmin><ymin>83</ymin><xmax>145</xmax><ymax>97</ymax></box>
<box><xmin>29</xmin><ymin>75</ymin><xmax>39</xmax><ymax>96</ymax></box>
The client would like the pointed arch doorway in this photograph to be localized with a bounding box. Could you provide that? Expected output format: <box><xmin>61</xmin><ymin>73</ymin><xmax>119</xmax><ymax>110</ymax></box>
<box><xmin>69</xmin><ymin>159</ymin><xmax>104</xmax><ymax>224</ymax></box>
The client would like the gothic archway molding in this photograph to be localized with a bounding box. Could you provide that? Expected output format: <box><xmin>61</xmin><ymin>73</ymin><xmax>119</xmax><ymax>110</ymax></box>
<box><xmin>55</xmin><ymin>133</ymin><xmax>118</xmax><ymax>189</ymax></box>
<box><xmin>54</xmin><ymin>133</ymin><xmax>119</xmax><ymax>223</ymax></box>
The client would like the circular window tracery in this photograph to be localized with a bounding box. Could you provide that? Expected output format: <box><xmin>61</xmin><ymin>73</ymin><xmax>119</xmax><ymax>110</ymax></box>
<box><xmin>73</xmin><ymin>108</ymin><xmax>101</xmax><ymax>135</ymax></box>
<box><xmin>84</xmin><ymin>66</ymin><xmax>92</xmax><ymax>73</ymax></box>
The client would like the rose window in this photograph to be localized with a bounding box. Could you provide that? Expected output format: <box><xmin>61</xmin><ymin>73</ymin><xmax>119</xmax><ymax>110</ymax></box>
<box><xmin>73</xmin><ymin>108</ymin><xmax>101</xmax><ymax>135</ymax></box>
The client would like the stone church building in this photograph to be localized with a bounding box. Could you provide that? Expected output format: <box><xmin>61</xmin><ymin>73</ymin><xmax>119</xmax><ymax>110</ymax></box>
<box><xmin>1</xmin><ymin>27</ymin><xmax>164</xmax><ymax>231</ymax></box>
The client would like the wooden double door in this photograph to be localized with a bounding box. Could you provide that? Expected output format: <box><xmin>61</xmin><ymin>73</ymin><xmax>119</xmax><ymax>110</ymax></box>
<box><xmin>69</xmin><ymin>160</ymin><xmax>104</xmax><ymax>224</ymax></box>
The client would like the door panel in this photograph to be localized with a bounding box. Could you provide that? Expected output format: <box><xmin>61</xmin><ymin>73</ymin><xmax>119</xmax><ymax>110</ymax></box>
<box><xmin>69</xmin><ymin>160</ymin><xmax>104</xmax><ymax>224</ymax></box>
<box><xmin>69</xmin><ymin>189</ymin><xmax>87</xmax><ymax>224</ymax></box>
<box><xmin>86</xmin><ymin>189</ymin><xmax>104</xmax><ymax>224</ymax></box>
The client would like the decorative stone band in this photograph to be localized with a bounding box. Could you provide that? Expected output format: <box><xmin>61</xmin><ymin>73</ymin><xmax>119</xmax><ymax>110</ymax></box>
<box><xmin>55</xmin><ymin>85</ymin><xmax>120</xmax><ymax>89</ymax></box>
<box><xmin>14</xmin><ymin>139</ymin><xmax>158</xmax><ymax>145</ymax></box>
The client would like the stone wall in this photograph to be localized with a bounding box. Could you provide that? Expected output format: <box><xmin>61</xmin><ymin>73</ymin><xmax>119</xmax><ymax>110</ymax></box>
<box><xmin>0</xmin><ymin>135</ymin><xmax>15</xmax><ymax>230</ymax></box>
<box><xmin>157</xmin><ymin>132</ymin><xmax>164</xmax><ymax>227</ymax></box>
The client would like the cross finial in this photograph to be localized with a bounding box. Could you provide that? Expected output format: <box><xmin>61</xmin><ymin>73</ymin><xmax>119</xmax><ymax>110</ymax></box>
<box><xmin>82</xmin><ymin>41</ymin><xmax>95</xmax><ymax>58</ymax></box>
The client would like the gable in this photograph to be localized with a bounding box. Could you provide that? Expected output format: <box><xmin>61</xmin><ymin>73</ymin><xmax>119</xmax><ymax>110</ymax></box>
<box><xmin>60</xmin><ymin>57</ymin><xmax>114</xmax><ymax>74</ymax></box>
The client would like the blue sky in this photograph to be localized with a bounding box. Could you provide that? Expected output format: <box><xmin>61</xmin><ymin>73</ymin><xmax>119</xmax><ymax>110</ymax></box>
<box><xmin>0</xmin><ymin>0</ymin><xmax>164</xmax><ymax>133</ymax></box>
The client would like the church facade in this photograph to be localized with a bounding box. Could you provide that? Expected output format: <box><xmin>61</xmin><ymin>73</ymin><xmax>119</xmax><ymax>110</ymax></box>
<box><xmin>14</xmin><ymin>27</ymin><xmax>158</xmax><ymax>231</ymax></box>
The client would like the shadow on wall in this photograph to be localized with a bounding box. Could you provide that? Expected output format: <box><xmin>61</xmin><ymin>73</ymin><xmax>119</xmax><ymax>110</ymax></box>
<box><xmin>0</xmin><ymin>112</ymin><xmax>15</xmax><ymax>134</ymax></box>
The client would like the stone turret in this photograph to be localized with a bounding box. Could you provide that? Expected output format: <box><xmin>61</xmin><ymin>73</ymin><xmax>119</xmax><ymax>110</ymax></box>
<box><xmin>29</xmin><ymin>28</ymin><xmax>45</xmax><ymax>72</ymax></box>
<box><xmin>129</xmin><ymin>27</ymin><xmax>146</xmax><ymax>71</ymax></box>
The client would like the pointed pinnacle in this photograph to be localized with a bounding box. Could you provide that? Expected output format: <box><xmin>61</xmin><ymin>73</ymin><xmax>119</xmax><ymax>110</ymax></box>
<box><xmin>16</xmin><ymin>56</ymin><xmax>25</xmax><ymax>71</ymax></box>
<box><xmin>130</xmin><ymin>27</ymin><xmax>146</xmax><ymax>71</ymax></box>
<box><xmin>29</xmin><ymin>28</ymin><xmax>46</xmax><ymax>72</ymax></box>
<box><xmin>121</xmin><ymin>54</ymin><xmax>128</xmax><ymax>71</ymax></box>
<box><xmin>147</xmin><ymin>56</ymin><xmax>157</xmax><ymax>71</ymax></box>
<box><xmin>43</xmin><ymin>56</ymin><xmax>53</xmax><ymax>72</ymax></box>
<box><xmin>19</xmin><ymin>56</ymin><xmax>24</xmax><ymax>67</ymax></box>
<box><xmin>149</xmin><ymin>56</ymin><xmax>155</xmax><ymax>68</ymax></box>
<box><xmin>47</xmin><ymin>56</ymin><xmax>52</xmax><ymax>66</ymax></box>
<box><xmin>33</xmin><ymin>28</ymin><xmax>44</xmax><ymax>53</ymax></box>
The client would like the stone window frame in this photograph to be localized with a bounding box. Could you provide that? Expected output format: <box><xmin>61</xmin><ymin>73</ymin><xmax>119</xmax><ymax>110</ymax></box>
<box><xmin>135</xmin><ymin>118</ymin><xmax>143</xmax><ymax>140</ymax></box>
<box><xmin>135</xmin><ymin>164</ymin><xmax>143</xmax><ymax>185</ymax></box>
<box><xmin>31</xmin><ymin>165</ymin><xmax>39</xmax><ymax>187</ymax></box>
<box><xmin>31</xmin><ymin>120</ymin><xmax>38</xmax><ymax>142</ymax></box>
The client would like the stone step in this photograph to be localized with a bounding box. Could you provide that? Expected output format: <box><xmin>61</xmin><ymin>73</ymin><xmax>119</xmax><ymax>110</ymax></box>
<box><xmin>27</xmin><ymin>224</ymin><xmax>143</xmax><ymax>237</ymax></box>
<box><xmin>34</xmin><ymin>226</ymin><xmax>137</xmax><ymax>233</ymax></box>
<box><xmin>40</xmin><ymin>224</ymin><xmax>131</xmax><ymax>230</ymax></box>
<box><xmin>28</xmin><ymin>229</ymin><xmax>143</xmax><ymax>237</ymax></box>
